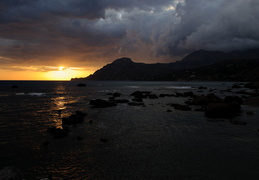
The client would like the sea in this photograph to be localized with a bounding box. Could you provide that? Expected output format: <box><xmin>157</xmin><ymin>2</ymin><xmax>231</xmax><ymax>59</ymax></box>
<box><xmin>0</xmin><ymin>81</ymin><xmax>258</xmax><ymax>180</ymax></box>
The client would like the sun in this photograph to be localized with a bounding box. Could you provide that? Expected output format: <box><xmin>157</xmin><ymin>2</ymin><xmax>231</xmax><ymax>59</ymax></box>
<box><xmin>59</xmin><ymin>66</ymin><xmax>65</xmax><ymax>71</ymax></box>
<box><xmin>44</xmin><ymin>66</ymin><xmax>88</xmax><ymax>80</ymax></box>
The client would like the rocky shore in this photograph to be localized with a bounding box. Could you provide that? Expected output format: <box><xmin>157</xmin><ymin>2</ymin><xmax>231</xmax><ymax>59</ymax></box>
<box><xmin>1</xmin><ymin>81</ymin><xmax>259</xmax><ymax>180</ymax></box>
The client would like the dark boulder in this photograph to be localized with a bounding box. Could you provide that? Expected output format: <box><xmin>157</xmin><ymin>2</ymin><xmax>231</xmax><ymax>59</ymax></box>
<box><xmin>62</xmin><ymin>111</ymin><xmax>87</xmax><ymax>125</ymax></box>
<box><xmin>77</xmin><ymin>83</ymin><xmax>86</xmax><ymax>87</ymax></box>
<box><xmin>224</xmin><ymin>96</ymin><xmax>243</xmax><ymax>112</ymax></box>
<box><xmin>90</xmin><ymin>99</ymin><xmax>116</xmax><ymax>108</ymax></box>
<box><xmin>11</xmin><ymin>85</ymin><xmax>19</xmax><ymax>88</ymax></box>
<box><xmin>132</xmin><ymin>98</ymin><xmax>143</xmax><ymax>102</ymax></box>
<box><xmin>170</xmin><ymin>103</ymin><xmax>191</xmax><ymax>111</ymax></box>
<box><xmin>113</xmin><ymin>92</ymin><xmax>122</xmax><ymax>97</ymax></box>
<box><xmin>224</xmin><ymin>96</ymin><xmax>243</xmax><ymax>104</ymax></box>
<box><xmin>192</xmin><ymin>95</ymin><xmax>210</xmax><ymax>105</ymax></box>
<box><xmin>192</xmin><ymin>94</ymin><xmax>222</xmax><ymax>105</ymax></box>
<box><xmin>148</xmin><ymin>94</ymin><xmax>159</xmax><ymax>99</ymax></box>
<box><xmin>183</xmin><ymin>91</ymin><xmax>196</xmax><ymax>98</ymax></box>
<box><xmin>198</xmin><ymin>86</ymin><xmax>207</xmax><ymax>90</ymax></box>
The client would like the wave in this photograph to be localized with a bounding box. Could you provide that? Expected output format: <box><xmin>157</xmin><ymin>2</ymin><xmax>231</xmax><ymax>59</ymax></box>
<box><xmin>126</xmin><ymin>86</ymin><xmax>140</xmax><ymax>89</ymax></box>
<box><xmin>165</xmin><ymin>86</ymin><xmax>193</xmax><ymax>90</ymax></box>
<box><xmin>15</xmin><ymin>92</ymin><xmax>46</xmax><ymax>96</ymax></box>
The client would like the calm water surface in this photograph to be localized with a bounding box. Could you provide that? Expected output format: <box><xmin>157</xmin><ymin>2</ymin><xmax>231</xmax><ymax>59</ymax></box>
<box><xmin>0</xmin><ymin>81</ymin><xmax>258</xmax><ymax>179</ymax></box>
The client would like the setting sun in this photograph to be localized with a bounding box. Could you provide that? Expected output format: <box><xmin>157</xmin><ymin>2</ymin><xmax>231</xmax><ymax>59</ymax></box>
<box><xmin>59</xmin><ymin>66</ymin><xmax>66</xmax><ymax>71</ymax></box>
<box><xmin>45</xmin><ymin>67</ymin><xmax>88</xmax><ymax>80</ymax></box>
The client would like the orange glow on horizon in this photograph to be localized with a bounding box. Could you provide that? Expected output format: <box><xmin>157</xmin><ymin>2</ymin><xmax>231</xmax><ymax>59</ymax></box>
<box><xmin>0</xmin><ymin>67</ymin><xmax>92</xmax><ymax>80</ymax></box>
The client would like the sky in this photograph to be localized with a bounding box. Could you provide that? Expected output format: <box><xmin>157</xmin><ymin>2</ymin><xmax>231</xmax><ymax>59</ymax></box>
<box><xmin>0</xmin><ymin>0</ymin><xmax>259</xmax><ymax>80</ymax></box>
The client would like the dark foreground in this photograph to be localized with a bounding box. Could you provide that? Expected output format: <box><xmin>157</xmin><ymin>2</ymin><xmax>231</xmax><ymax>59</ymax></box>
<box><xmin>0</xmin><ymin>81</ymin><xmax>259</xmax><ymax>179</ymax></box>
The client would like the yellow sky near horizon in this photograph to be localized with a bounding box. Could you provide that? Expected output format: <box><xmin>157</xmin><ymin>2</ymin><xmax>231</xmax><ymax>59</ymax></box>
<box><xmin>0</xmin><ymin>67</ymin><xmax>92</xmax><ymax>80</ymax></box>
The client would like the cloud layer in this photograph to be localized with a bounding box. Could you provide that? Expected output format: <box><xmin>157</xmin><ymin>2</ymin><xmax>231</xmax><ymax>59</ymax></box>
<box><xmin>0</xmin><ymin>0</ymin><xmax>259</xmax><ymax>69</ymax></box>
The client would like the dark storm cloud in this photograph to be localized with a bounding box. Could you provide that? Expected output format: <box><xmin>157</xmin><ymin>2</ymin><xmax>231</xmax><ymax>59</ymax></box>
<box><xmin>0</xmin><ymin>0</ymin><xmax>258</xmax><ymax>67</ymax></box>
<box><xmin>157</xmin><ymin>0</ymin><xmax>259</xmax><ymax>56</ymax></box>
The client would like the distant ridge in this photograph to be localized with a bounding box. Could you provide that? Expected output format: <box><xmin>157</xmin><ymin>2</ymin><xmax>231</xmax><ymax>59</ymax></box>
<box><xmin>71</xmin><ymin>48</ymin><xmax>259</xmax><ymax>81</ymax></box>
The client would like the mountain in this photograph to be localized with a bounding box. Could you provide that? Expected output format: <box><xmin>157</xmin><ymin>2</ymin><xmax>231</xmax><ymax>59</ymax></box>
<box><xmin>84</xmin><ymin>57</ymin><xmax>176</xmax><ymax>80</ymax></box>
<box><xmin>161</xmin><ymin>58</ymin><xmax>259</xmax><ymax>81</ymax></box>
<box><xmin>71</xmin><ymin>49</ymin><xmax>259</xmax><ymax>81</ymax></box>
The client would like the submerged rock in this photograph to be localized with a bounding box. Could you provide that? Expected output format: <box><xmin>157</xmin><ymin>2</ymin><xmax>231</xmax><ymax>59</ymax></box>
<box><xmin>11</xmin><ymin>85</ymin><xmax>19</xmax><ymax>88</ymax></box>
<box><xmin>77</xmin><ymin>83</ymin><xmax>86</xmax><ymax>87</ymax></box>
<box><xmin>90</xmin><ymin>99</ymin><xmax>116</xmax><ymax>108</ymax></box>
<box><xmin>62</xmin><ymin>111</ymin><xmax>87</xmax><ymax>125</ymax></box>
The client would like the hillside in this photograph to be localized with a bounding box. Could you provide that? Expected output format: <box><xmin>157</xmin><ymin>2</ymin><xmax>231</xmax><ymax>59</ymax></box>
<box><xmin>71</xmin><ymin>49</ymin><xmax>259</xmax><ymax>81</ymax></box>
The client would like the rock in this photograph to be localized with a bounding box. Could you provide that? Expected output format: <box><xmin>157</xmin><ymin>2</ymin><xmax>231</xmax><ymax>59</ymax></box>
<box><xmin>113</xmin><ymin>92</ymin><xmax>122</xmax><ymax>97</ymax></box>
<box><xmin>132</xmin><ymin>98</ymin><xmax>143</xmax><ymax>102</ymax></box>
<box><xmin>77</xmin><ymin>83</ymin><xmax>86</xmax><ymax>87</ymax></box>
<box><xmin>112</xmin><ymin>99</ymin><xmax>130</xmax><ymax>103</ymax></box>
<box><xmin>205</xmin><ymin>103</ymin><xmax>239</xmax><ymax>118</ymax></box>
<box><xmin>90</xmin><ymin>99</ymin><xmax>116</xmax><ymax>108</ymax></box>
<box><xmin>0</xmin><ymin>166</ymin><xmax>24</xmax><ymax>180</ymax></box>
<box><xmin>47</xmin><ymin>126</ymin><xmax>70</xmax><ymax>139</ymax></box>
<box><xmin>11</xmin><ymin>85</ymin><xmax>19</xmax><ymax>88</ymax></box>
<box><xmin>194</xmin><ymin>107</ymin><xmax>206</xmax><ymax>112</ymax></box>
<box><xmin>183</xmin><ymin>91</ymin><xmax>196</xmax><ymax>98</ymax></box>
<box><xmin>192</xmin><ymin>94</ymin><xmax>222</xmax><ymax>105</ymax></box>
<box><xmin>192</xmin><ymin>95</ymin><xmax>209</xmax><ymax>105</ymax></box>
<box><xmin>175</xmin><ymin>92</ymin><xmax>184</xmax><ymax>97</ymax></box>
<box><xmin>148</xmin><ymin>94</ymin><xmax>159</xmax><ymax>99</ymax></box>
<box><xmin>167</xmin><ymin>109</ymin><xmax>173</xmax><ymax>112</ymax></box>
<box><xmin>170</xmin><ymin>103</ymin><xmax>191</xmax><ymax>111</ymax></box>
<box><xmin>198</xmin><ymin>86</ymin><xmax>207</xmax><ymax>90</ymax></box>
<box><xmin>224</xmin><ymin>96</ymin><xmax>243</xmax><ymax>104</ymax></box>
<box><xmin>224</xmin><ymin>96</ymin><xmax>243</xmax><ymax>112</ymax></box>
<box><xmin>62</xmin><ymin>111</ymin><xmax>87</xmax><ymax>125</ymax></box>
<box><xmin>130</xmin><ymin>91</ymin><xmax>151</xmax><ymax>99</ymax></box>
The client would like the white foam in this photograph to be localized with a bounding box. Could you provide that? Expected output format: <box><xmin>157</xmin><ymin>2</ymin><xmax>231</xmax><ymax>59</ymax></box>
<box><xmin>165</xmin><ymin>86</ymin><xmax>193</xmax><ymax>90</ymax></box>
<box><xmin>15</xmin><ymin>92</ymin><xmax>46</xmax><ymax>96</ymax></box>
